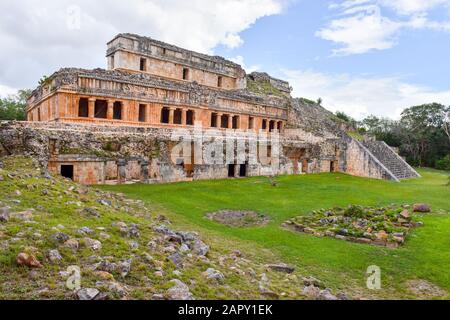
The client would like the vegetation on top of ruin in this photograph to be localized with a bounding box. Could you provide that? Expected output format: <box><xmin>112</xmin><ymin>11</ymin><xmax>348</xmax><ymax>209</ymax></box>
<box><xmin>102</xmin><ymin>167</ymin><xmax>450</xmax><ymax>300</ymax></box>
<box><xmin>246</xmin><ymin>76</ymin><xmax>285</xmax><ymax>97</ymax></box>
<box><xmin>346</xmin><ymin>131</ymin><xmax>365</xmax><ymax>141</ymax></box>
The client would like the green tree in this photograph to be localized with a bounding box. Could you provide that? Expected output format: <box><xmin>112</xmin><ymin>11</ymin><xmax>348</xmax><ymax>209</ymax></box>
<box><xmin>0</xmin><ymin>89</ymin><xmax>32</xmax><ymax>121</ymax></box>
<box><xmin>399</xmin><ymin>103</ymin><xmax>450</xmax><ymax>167</ymax></box>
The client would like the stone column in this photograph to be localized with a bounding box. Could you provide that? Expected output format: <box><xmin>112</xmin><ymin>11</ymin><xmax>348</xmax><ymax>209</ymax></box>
<box><xmin>228</xmin><ymin>115</ymin><xmax>232</xmax><ymax>129</ymax></box>
<box><xmin>121</xmin><ymin>102</ymin><xmax>127</xmax><ymax>121</ymax></box>
<box><xmin>88</xmin><ymin>98</ymin><xmax>96</xmax><ymax>118</ymax></box>
<box><xmin>217</xmin><ymin>113</ymin><xmax>223</xmax><ymax>128</ymax></box>
<box><xmin>181</xmin><ymin>108</ymin><xmax>186</xmax><ymax>125</ymax></box>
<box><xmin>107</xmin><ymin>100</ymin><xmax>114</xmax><ymax>120</ymax></box>
<box><xmin>169</xmin><ymin>108</ymin><xmax>175</xmax><ymax>124</ymax></box>
<box><xmin>140</xmin><ymin>159</ymin><xmax>149</xmax><ymax>183</ymax></box>
<box><xmin>145</xmin><ymin>105</ymin><xmax>151</xmax><ymax>123</ymax></box>
<box><xmin>117</xmin><ymin>159</ymin><xmax>127</xmax><ymax>184</ymax></box>
<box><xmin>234</xmin><ymin>164</ymin><xmax>241</xmax><ymax>178</ymax></box>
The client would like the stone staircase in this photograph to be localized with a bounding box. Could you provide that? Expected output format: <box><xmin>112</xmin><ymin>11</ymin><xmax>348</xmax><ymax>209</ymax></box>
<box><xmin>362</xmin><ymin>140</ymin><xmax>420</xmax><ymax>180</ymax></box>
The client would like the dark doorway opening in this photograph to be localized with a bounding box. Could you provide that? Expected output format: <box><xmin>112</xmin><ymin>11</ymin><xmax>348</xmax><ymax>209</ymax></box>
<box><xmin>330</xmin><ymin>161</ymin><xmax>336</xmax><ymax>173</ymax></box>
<box><xmin>221</xmin><ymin>115</ymin><xmax>229</xmax><ymax>128</ymax></box>
<box><xmin>228</xmin><ymin>164</ymin><xmax>235</xmax><ymax>178</ymax></box>
<box><xmin>61</xmin><ymin>165</ymin><xmax>74</xmax><ymax>180</ymax></box>
<box><xmin>95</xmin><ymin>100</ymin><xmax>108</xmax><ymax>119</ymax></box>
<box><xmin>78</xmin><ymin>98</ymin><xmax>89</xmax><ymax>117</ymax></box>
<box><xmin>113</xmin><ymin>102</ymin><xmax>122</xmax><ymax>120</ymax></box>
<box><xmin>140</xmin><ymin>58</ymin><xmax>147</xmax><ymax>71</ymax></box>
<box><xmin>139</xmin><ymin>104</ymin><xmax>146</xmax><ymax>122</ymax></box>
<box><xmin>211</xmin><ymin>113</ymin><xmax>218</xmax><ymax>128</ymax></box>
<box><xmin>161</xmin><ymin>107</ymin><xmax>170</xmax><ymax>124</ymax></box>
<box><xmin>183</xmin><ymin>68</ymin><xmax>190</xmax><ymax>80</ymax></box>
<box><xmin>186</xmin><ymin>110</ymin><xmax>194</xmax><ymax>125</ymax></box>
<box><xmin>232</xmin><ymin>116</ymin><xmax>239</xmax><ymax>129</ymax></box>
<box><xmin>174</xmin><ymin>109</ymin><xmax>183</xmax><ymax>125</ymax></box>
<box><xmin>239</xmin><ymin>163</ymin><xmax>247</xmax><ymax>177</ymax></box>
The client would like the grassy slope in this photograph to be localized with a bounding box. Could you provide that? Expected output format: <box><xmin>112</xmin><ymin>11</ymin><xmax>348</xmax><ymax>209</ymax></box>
<box><xmin>0</xmin><ymin>157</ymin><xmax>309</xmax><ymax>300</ymax></box>
<box><xmin>101</xmin><ymin>169</ymin><xmax>450</xmax><ymax>299</ymax></box>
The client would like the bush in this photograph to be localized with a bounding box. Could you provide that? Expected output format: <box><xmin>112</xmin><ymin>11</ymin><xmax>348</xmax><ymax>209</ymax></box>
<box><xmin>436</xmin><ymin>155</ymin><xmax>450</xmax><ymax>171</ymax></box>
<box><xmin>344</xmin><ymin>205</ymin><xmax>365</xmax><ymax>218</ymax></box>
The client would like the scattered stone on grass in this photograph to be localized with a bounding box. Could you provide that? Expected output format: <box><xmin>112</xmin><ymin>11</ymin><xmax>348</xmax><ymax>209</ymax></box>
<box><xmin>406</xmin><ymin>279</ymin><xmax>447</xmax><ymax>298</ymax></box>
<box><xmin>283</xmin><ymin>205</ymin><xmax>423</xmax><ymax>248</ymax></box>
<box><xmin>206</xmin><ymin>210</ymin><xmax>270</xmax><ymax>228</ymax></box>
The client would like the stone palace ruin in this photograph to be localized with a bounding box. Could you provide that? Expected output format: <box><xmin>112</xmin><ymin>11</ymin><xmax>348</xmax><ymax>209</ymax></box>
<box><xmin>0</xmin><ymin>33</ymin><xmax>420</xmax><ymax>185</ymax></box>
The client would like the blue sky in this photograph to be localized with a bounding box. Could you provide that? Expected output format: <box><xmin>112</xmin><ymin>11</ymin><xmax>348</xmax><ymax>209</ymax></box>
<box><xmin>218</xmin><ymin>1</ymin><xmax>450</xmax><ymax>89</ymax></box>
<box><xmin>1</xmin><ymin>0</ymin><xmax>449</xmax><ymax>119</ymax></box>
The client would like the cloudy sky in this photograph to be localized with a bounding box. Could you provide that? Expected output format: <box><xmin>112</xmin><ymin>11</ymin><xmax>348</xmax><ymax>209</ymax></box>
<box><xmin>1</xmin><ymin>0</ymin><xmax>450</xmax><ymax>119</ymax></box>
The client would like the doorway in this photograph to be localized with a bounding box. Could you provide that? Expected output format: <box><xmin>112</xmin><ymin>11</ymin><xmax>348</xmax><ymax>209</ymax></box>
<box><xmin>239</xmin><ymin>163</ymin><xmax>248</xmax><ymax>177</ymax></box>
<box><xmin>228</xmin><ymin>164</ymin><xmax>235</xmax><ymax>178</ymax></box>
<box><xmin>61</xmin><ymin>165</ymin><xmax>74</xmax><ymax>180</ymax></box>
<box><xmin>330</xmin><ymin>161</ymin><xmax>336</xmax><ymax>173</ymax></box>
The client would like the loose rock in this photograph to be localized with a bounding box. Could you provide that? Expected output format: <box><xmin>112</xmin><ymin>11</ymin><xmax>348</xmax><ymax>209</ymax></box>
<box><xmin>265</xmin><ymin>263</ymin><xmax>295</xmax><ymax>274</ymax></box>
<box><xmin>413</xmin><ymin>204</ymin><xmax>431</xmax><ymax>213</ymax></box>
<box><xmin>47</xmin><ymin>249</ymin><xmax>62</xmax><ymax>264</ymax></box>
<box><xmin>118</xmin><ymin>259</ymin><xmax>132</xmax><ymax>278</ymax></box>
<box><xmin>191</xmin><ymin>239</ymin><xmax>209</xmax><ymax>256</ymax></box>
<box><xmin>0</xmin><ymin>207</ymin><xmax>10</xmax><ymax>222</ymax></box>
<box><xmin>51</xmin><ymin>232</ymin><xmax>70</xmax><ymax>243</ymax></box>
<box><xmin>64</xmin><ymin>239</ymin><xmax>79</xmax><ymax>251</ymax></box>
<box><xmin>82</xmin><ymin>238</ymin><xmax>102</xmax><ymax>251</ymax></box>
<box><xmin>77</xmin><ymin>288</ymin><xmax>100</xmax><ymax>300</ymax></box>
<box><xmin>166</xmin><ymin>279</ymin><xmax>195</xmax><ymax>300</ymax></box>
<box><xmin>203</xmin><ymin>268</ymin><xmax>225</xmax><ymax>282</ymax></box>
<box><xmin>16</xmin><ymin>252</ymin><xmax>43</xmax><ymax>268</ymax></box>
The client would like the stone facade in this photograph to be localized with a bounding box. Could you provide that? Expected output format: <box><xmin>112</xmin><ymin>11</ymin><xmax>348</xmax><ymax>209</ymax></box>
<box><xmin>9</xmin><ymin>33</ymin><xmax>419</xmax><ymax>185</ymax></box>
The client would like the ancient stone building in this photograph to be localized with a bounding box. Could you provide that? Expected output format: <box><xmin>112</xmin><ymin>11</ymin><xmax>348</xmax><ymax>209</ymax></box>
<box><xmin>0</xmin><ymin>33</ymin><xmax>420</xmax><ymax>185</ymax></box>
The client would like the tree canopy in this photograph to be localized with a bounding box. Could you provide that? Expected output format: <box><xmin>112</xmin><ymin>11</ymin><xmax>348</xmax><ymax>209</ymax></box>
<box><xmin>0</xmin><ymin>89</ymin><xmax>32</xmax><ymax>121</ymax></box>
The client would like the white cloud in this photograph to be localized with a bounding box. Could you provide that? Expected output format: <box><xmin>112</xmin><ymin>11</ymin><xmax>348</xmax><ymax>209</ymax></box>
<box><xmin>0</xmin><ymin>0</ymin><xmax>285</xmax><ymax>91</ymax></box>
<box><xmin>0</xmin><ymin>84</ymin><xmax>17</xmax><ymax>98</ymax></box>
<box><xmin>316</xmin><ymin>5</ymin><xmax>401</xmax><ymax>55</ymax></box>
<box><xmin>229</xmin><ymin>55</ymin><xmax>261</xmax><ymax>73</ymax></box>
<box><xmin>283</xmin><ymin>69</ymin><xmax>450</xmax><ymax>119</ymax></box>
<box><xmin>379</xmin><ymin>0</ymin><xmax>450</xmax><ymax>15</ymax></box>
<box><xmin>318</xmin><ymin>0</ymin><xmax>450</xmax><ymax>55</ymax></box>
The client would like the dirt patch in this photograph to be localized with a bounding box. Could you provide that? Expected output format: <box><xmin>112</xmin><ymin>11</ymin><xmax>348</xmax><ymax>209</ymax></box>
<box><xmin>206</xmin><ymin>210</ymin><xmax>270</xmax><ymax>228</ymax></box>
<box><xmin>406</xmin><ymin>280</ymin><xmax>448</xmax><ymax>299</ymax></box>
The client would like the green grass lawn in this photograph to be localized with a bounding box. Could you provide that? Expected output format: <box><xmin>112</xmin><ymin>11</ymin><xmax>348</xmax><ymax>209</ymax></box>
<box><xmin>100</xmin><ymin>169</ymin><xmax>450</xmax><ymax>299</ymax></box>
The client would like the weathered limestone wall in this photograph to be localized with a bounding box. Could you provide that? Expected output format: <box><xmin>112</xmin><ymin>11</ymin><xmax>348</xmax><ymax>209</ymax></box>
<box><xmin>113</xmin><ymin>51</ymin><xmax>238</xmax><ymax>90</ymax></box>
<box><xmin>0</xmin><ymin>121</ymin><xmax>306</xmax><ymax>185</ymax></box>
<box><xmin>107</xmin><ymin>33</ymin><xmax>246</xmax><ymax>90</ymax></box>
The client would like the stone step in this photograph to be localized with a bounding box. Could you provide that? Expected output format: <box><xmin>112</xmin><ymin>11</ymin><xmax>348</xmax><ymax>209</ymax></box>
<box><xmin>362</xmin><ymin>140</ymin><xmax>419</xmax><ymax>181</ymax></box>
